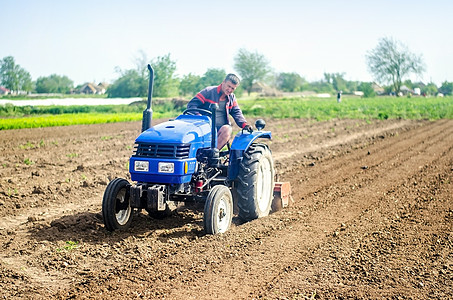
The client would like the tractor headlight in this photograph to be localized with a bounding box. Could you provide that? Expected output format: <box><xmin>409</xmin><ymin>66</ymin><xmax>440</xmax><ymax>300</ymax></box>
<box><xmin>134</xmin><ymin>161</ymin><xmax>149</xmax><ymax>172</ymax></box>
<box><xmin>158</xmin><ymin>162</ymin><xmax>174</xmax><ymax>173</ymax></box>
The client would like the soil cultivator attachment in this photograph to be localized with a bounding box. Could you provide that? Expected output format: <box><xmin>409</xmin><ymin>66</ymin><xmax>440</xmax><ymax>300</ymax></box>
<box><xmin>272</xmin><ymin>182</ymin><xmax>292</xmax><ymax>212</ymax></box>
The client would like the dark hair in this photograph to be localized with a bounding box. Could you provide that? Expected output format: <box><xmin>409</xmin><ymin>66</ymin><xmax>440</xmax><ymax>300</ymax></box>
<box><xmin>225</xmin><ymin>73</ymin><xmax>240</xmax><ymax>85</ymax></box>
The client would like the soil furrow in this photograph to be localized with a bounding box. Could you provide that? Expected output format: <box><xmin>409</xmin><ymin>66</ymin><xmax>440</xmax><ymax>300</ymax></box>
<box><xmin>259</xmin><ymin>141</ymin><xmax>453</xmax><ymax>299</ymax></box>
<box><xmin>53</xmin><ymin>120</ymin><xmax>453</xmax><ymax>299</ymax></box>
<box><xmin>1</xmin><ymin>119</ymin><xmax>451</xmax><ymax>300</ymax></box>
<box><xmin>150</xmin><ymin>120</ymin><xmax>453</xmax><ymax>299</ymax></box>
<box><xmin>281</xmin><ymin>119</ymin><xmax>446</xmax><ymax>200</ymax></box>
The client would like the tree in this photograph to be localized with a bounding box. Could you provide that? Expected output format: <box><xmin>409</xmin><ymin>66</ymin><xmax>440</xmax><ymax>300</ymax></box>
<box><xmin>199</xmin><ymin>68</ymin><xmax>226</xmax><ymax>87</ymax></box>
<box><xmin>358</xmin><ymin>82</ymin><xmax>376</xmax><ymax>98</ymax></box>
<box><xmin>17</xmin><ymin>68</ymin><xmax>33</xmax><ymax>93</ymax></box>
<box><xmin>439</xmin><ymin>81</ymin><xmax>453</xmax><ymax>96</ymax></box>
<box><xmin>107</xmin><ymin>52</ymin><xmax>179</xmax><ymax>98</ymax></box>
<box><xmin>0</xmin><ymin>56</ymin><xmax>33</xmax><ymax>93</ymax></box>
<box><xmin>366</xmin><ymin>37</ymin><xmax>425</xmax><ymax>96</ymax></box>
<box><xmin>276</xmin><ymin>72</ymin><xmax>305</xmax><ymax>92</ymax></box>
<box><xmin>179</xmin><ymin>68</ymin><xmax>227</xmax><ymax>97</ymax></box>
<box><xmin>179</xmin><ymin>73</ymin><xmax>201</xmax><ymax>96</ymax></box>
<box><xmin>345</xmin><ymin>80</ymin><xmax>359</xmax><ymax>93</ymax></box>
<box><xmin>107</xmin><ymin>69</ymin><xmax>145</xmax><ymax>98</ymax></box>
<box><xmin>421</xmin><ymin>82</ymin><xmax>438</xmax><ymax>96</ymax></box>
<box><xmin>35</xmin><ymin>74</ymin><xmax>73</xmax><ymax>94</ymax></box>
<box><xmin>308</xmin><ymin>80</ymin><xmax>335</xmax><ymax>94</ymax></box>
<box><xmin>324</xmin><ymin>72</ymin><xmax>347</xmax><ymax>93</ymax></box>
<box><xmin>402</xmin><ymin>79</ymin><xmax>414</xmax><ymax>89</ymax></box>
<box><xmin>151</xmin><ymin>54</ymin><xmax>179</xmax><ymax>97</ymax></box>
<box><xmin>233</xmin><ymin>48</ymin><xmax>271</xmax><ymax>95</ymax></box>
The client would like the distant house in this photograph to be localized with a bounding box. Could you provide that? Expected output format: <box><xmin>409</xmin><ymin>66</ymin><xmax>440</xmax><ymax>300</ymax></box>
<box><xmin>371</xmin><ymin>82</ymin><xmax>385</xmax><ymax>95</ymax></box>
<box><xmin>412</xmin><ymin>82</ymin><xmax>426</xmax><ymax>96</ymax></box>
<box><xmin>97</xmin><ymin>82</ymin><xmax>109</xmax><ymax>94</ymax></box>
<box><xmin>400</xmin><ymin>85</ymin><xmax>412</xmax><ymax>95</ymax></box>
<box><xmin>79</xmin><ymin>83</ymin><xmax>97</xmax><ymax>94</ymax></box>
<box><xmin>79</xmin><ymin>82</ymin><xmax>109</xmax><ymax>95</ymax></box>
<box><xmin>251</xmin><ymin>82</ymin><xmax>282</xmax><ymax>97</ymax></box>
<box><xmin>0</xmin><ymin>86</ymin><xmax>10</xmax><ymax>95</ymax></box>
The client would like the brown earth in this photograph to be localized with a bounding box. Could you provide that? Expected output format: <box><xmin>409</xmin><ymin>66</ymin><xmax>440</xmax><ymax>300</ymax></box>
<box><xmin>0</xmin><ymin>118</ymin><xmax>452</xmax><ymax>299</ymax></box>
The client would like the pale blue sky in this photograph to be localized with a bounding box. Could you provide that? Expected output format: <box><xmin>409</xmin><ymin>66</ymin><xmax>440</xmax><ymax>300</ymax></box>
<box><xmin>1</xmin><ymin>0</ymin><xmax>451</xmax><ymax>86</ymax></box>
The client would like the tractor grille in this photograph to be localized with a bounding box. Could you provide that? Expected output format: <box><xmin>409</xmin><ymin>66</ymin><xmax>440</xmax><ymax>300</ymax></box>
<box><xmin>133</xmin><ymin>143</ymin><xmax>190</xmax><ymax>159</ymax></box>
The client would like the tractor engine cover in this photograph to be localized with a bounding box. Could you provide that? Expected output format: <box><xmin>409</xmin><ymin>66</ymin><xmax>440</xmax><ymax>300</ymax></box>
<box><xmin>129</xmin><ymin>115</ymin><xmax>212</xmax><ymax>184</ymax></box>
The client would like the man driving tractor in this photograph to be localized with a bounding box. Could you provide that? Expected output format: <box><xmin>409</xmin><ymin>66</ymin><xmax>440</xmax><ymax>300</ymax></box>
<box><xmin>187</xmin><ymin>73</ymin><xmax>252</xmax><ymax>149</ymax></box>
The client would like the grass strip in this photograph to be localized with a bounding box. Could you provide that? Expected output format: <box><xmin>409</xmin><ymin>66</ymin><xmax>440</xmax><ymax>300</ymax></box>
<box><xmin>0</xmin><ymin>113</ymin><xmax>145</xmax><ymax>130</ymax></box>
<box><xmin>240</xmin><ymin>96</ymin><xmax>453</xmax><ymax>120</ymax></box>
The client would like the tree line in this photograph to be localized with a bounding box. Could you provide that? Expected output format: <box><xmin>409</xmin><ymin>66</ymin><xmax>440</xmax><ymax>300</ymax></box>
<box><xmin>1</xmin><ymin>38</ymin><xmax>452</xmax><ymax>98</ymax></box>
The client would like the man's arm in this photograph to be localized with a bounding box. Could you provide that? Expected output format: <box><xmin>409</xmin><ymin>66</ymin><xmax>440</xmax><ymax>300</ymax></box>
<box><xmin>187</xmin><ymin>94</ymin><xmax>204</xmax><ymax>109</ymax></box>
<box><xmin>229</xmin><ymin>97</ymin><xmax>248</xmax><ymax>129</ymax></box>
<box><xmin>187</xmin><ymin>87</ymin><xmax>216</xmax><ymax>110</ymax></box>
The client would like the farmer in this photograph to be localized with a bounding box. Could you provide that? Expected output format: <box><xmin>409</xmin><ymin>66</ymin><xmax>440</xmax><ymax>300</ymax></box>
<box><xmin>187</xmin><ymin>73</ymin><xmax>252</xmax><ymax>149</ymax></box>
<box><xmin>337</xmin><ymin>90</ymin><xmax>342</xmax><ymax>103</ymax></box>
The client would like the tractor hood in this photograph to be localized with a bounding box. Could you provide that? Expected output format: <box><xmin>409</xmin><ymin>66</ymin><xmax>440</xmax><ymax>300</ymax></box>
<box><xmin>135</xmin><ymin>115</ymin><xmax>212</xmax><ymax>145</ymax></box>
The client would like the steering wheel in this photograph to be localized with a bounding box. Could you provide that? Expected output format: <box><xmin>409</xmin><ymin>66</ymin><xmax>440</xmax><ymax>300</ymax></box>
<box><xmin>182</xmin><ymin>108</ymin><xmax>212</xmax><ymax>116</ymax></box>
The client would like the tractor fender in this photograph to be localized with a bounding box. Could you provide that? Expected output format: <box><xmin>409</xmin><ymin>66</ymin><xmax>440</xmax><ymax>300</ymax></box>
<box><xmin>227</xmin><ymin>131</ymin><xmax>272</xmax><ymax>181</ymax></box>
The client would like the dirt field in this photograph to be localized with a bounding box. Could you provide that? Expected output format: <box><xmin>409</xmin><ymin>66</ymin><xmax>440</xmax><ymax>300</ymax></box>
<box><xmin>0</xmin><ymin>117</ymin><xmax>452</xmax><ymax>299</ymax></box>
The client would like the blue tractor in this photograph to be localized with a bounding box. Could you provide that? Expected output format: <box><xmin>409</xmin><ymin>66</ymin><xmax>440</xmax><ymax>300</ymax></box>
<box><xmin>102</xmin><ymin>65</ymin><xmax>275</xmax><ymax>234</ymax></box>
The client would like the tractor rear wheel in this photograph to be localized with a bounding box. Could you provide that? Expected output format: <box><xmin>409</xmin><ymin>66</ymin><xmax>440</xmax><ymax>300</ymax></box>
<box><xmin>203</xmin><ymin>185</ymin><xmax>233</xmax><ymax>234</ymax></box>
<box><xmin>102</xmin><ymin>178</ymin><xmax>132</xmax><ymax>231</ymax></box>
<box><xmin>236</xmin><ymin>143</ymin><xmax>275</xmax><ymax>222</ymax></box>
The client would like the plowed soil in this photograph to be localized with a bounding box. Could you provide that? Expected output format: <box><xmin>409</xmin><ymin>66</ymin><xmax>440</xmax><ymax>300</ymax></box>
<box><xmin>1</xmin><ymin>118</ymin><xmax>452</xmax><ymax>299</ymax></box>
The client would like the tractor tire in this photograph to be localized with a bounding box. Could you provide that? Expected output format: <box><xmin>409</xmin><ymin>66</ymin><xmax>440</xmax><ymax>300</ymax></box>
<box><xmin>203</xmin><ymin>185</ymin><xmax>233</xmax><ymax>234</ymax></box>
<box><xmin>236</xmin><ymin>143</ymin><xmax>275</xmax><ymax>222</ymax></box>
<box><xmin>102</xmin><ymin>178</ymin><xmax>132</xmax><ymax>231</ymax></box>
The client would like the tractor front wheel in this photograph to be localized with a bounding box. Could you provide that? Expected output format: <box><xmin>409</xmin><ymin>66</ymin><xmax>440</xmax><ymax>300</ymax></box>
<box><xmin>203</xmin><ymin>185</ymin><xmax>233</xmax><ymax>234</ymax></box>
<box><xmin>102</xmin><ymin>178</ymin><xmax>132</xmax><ymax>231</ymax></box>
<box><xmin>236</xmin><ymin>143</ymin><xmax>275</xmax><ymax>222</ymax></box>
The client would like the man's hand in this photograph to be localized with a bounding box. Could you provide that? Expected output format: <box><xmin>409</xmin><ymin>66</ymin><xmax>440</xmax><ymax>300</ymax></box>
<box><xmin>243</xmin><ymin>124</ymin><xmax>253</xmax><ymax>133</ymax></box>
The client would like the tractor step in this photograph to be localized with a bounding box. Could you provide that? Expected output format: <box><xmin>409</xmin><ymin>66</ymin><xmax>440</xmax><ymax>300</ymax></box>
<box><xmin>272</xmin><ymin>182</ymin><xmax>292</xmax><ymax>212</ymax></box>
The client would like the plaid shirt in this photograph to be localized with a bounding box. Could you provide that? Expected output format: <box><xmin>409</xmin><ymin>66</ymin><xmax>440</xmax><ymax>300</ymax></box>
<box><xmin>187</xmin><ymin>84</ymin><xmax>248</xmax><ymax>129</ymax></box>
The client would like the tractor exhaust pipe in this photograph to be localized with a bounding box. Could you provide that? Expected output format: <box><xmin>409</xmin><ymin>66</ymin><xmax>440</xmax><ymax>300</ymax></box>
<box><xmin>141</xmin><ymin>64</ymin><xmax>154</xmax><ymax>132</ymax></box>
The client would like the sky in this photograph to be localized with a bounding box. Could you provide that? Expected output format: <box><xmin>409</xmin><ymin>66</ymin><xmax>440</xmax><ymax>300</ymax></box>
<box><xmin>1</xmin><ymin>0</ymin><xmax>452</xmax><ymax>87</ymax></box>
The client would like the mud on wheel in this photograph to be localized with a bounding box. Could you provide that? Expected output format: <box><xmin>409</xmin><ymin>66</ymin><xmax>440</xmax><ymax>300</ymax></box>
<box><xmin>102</xmin><ymin>178</ymin><xmax>132</xmax><ymax>231</ymax></box>
<box><xmin>235</xmin><ymin>143</ymin><xmax>275</xmax><ymax>221</ymax></box>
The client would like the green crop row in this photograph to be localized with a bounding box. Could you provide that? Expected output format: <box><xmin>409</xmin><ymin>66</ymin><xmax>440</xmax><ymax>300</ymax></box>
<box><xmin>0</xmin><ymin>99</ymin><xmax>185</xmax><ymax>130</ymax></box>
<box><xmin>1</xmin><ymin>113</ymin><xmax>147</xmax><ymax>130</ymax></box>
<box><xmin>0</xmin><ymin>99</ymin><xmax>184</xmax><ymax>117</ymax></box>
<box><xmin>240</xmin><ymin>96</ymin><xmax>453</xmax><ymax>120</ymax></box>
<box><xmin>1</xmin><ymin>96</ymin><xmax>451</xmax><ymax>130</ymax></box>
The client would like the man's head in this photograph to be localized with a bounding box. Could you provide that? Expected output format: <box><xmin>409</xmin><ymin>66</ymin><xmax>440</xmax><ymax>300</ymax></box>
<box><xmin>225</xmin><ymin>73</ymin><xmax>240</xmax><ymax>85</ymax></box>
<box><xmin>221</xmin><ymin>73</ymin><xmax>240</xmax><ymax>96</ymax></box>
